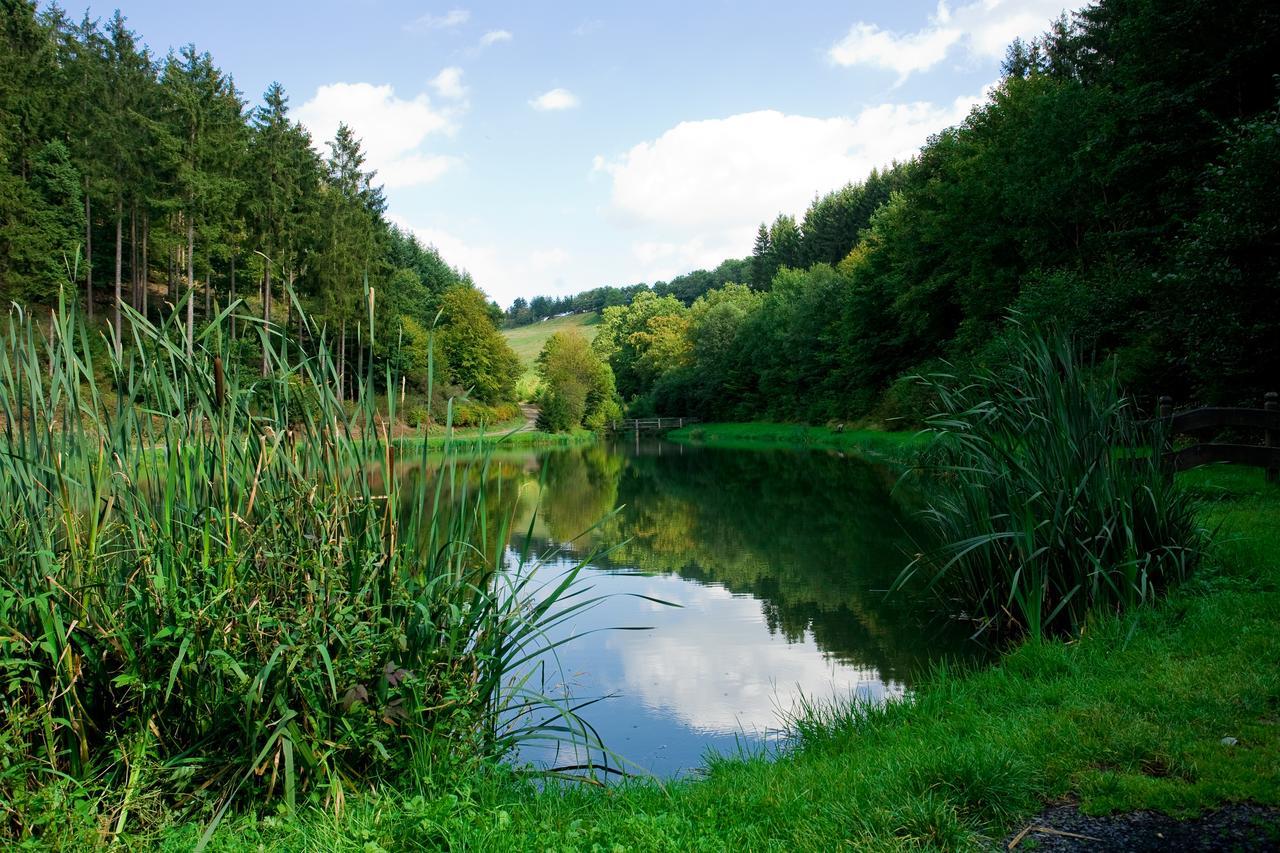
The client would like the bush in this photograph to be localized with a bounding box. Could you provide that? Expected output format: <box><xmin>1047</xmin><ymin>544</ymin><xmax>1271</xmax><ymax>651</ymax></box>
<box><xmin>898</xmin><ymin>328</ymin><xmax>1203</xmax><ymax>639</ymax></box>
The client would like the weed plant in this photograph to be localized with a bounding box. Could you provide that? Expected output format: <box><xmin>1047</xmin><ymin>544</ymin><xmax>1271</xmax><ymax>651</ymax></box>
<box><xmin>0</xmin><ymin>290</ymin><xmax>602</xmax><ymax>844</ymax></box>
<box><xmin>899</xmin><ymin>329</ymin><xmax>1203</xmax><ymax>638</ymax></box>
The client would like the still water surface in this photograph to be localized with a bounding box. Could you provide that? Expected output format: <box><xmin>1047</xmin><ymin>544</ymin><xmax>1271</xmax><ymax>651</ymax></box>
<box><xmin>449</xmin><ymin>438</ymin><xmax>974</xmax><ymax>777</ymax></box>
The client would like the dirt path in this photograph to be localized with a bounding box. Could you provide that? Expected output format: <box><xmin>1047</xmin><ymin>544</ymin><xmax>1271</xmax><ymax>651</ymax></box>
<box><xmin>1006</xmin><ymin>804</ymin><xmax>1280</xmax><ymax>851</ymax></box>
<box><xmin>516</xmin><ymin>403</ymin><xmax>539</xmax><ymax>433</ymax></box>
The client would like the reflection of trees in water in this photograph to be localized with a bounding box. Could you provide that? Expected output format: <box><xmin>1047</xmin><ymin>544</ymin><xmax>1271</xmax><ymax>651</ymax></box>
<box><xmin>511</xmin><ymin>441</ymin><xmax>981</xmax><ymax>680</ymax></box>
<box><xmin>537</xmin><ymin>444</ymin><xmax>623</xmax><ymax>543</ymax></box>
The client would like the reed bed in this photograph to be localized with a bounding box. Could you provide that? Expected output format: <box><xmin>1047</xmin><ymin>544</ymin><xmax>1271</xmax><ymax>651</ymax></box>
<box><xmin>0</xmin><ymin>290</ymin><xmax>602</xmax><ymax>845</ymax></box>
<box><xmin>899</xmin><ymin>329</ymin><xmax>1204</xmax><ymax>639</ymax></box>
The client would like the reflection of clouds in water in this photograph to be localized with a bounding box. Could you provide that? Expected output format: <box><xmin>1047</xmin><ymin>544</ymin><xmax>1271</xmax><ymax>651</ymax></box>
<box><xmin>604</xmin><ymin>577</ymin><xmax>905</xmax><ymax>736</ymax></box>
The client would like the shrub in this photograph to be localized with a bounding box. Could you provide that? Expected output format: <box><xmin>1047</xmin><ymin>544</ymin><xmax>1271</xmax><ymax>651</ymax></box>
<box><xmin>898</xmin><ymin>328</ymin><xmax>1203</xmax><ymax>639</ymax></box>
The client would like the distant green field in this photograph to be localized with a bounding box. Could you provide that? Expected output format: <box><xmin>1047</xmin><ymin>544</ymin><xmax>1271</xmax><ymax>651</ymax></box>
<box><xmin>502</xmin><ymin>312</ymin><xmax>601</xmax><ymax>364</ymax></box>
<box><xmin>502</xmin><ymin>313</ymin><xmax>601</xmax><ymax>399</ymax></box>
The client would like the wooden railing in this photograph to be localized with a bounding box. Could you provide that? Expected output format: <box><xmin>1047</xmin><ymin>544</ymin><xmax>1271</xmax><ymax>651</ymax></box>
<box><xmin>1156</xmin><ymin>392</ymin><xmax>1279</xmax><ymax>482</ymax></box>
<box><xmin>611</xmin><ymin>417</ymin><xmax>697</xmax><ymax>432</ymax></box>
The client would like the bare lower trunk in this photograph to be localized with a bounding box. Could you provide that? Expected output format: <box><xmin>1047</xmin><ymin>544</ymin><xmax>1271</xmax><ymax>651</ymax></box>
<box><xmin>185</xmin><ymin>219</ymin><xmax>194</xmax><ymax>356</ymax></box>
<box><xmin>129</xmin><ymin>204</ymin><xmax>138</xmax><ymax>311</ymax></box>
<box><xmin>141</xmin><ymin>215</ymin><xmax>149</xmax><ymax>319</ymax></box>
<box><xmin>113</xmin><ymin>196</ymin><xmax>122</xmax><ymax>356</ymax></box>
<box><xmin>84</xmin><ymin>188</ymin><xmax>93</xmax><ymax>319</ymax></box>
<box><xmin>339</xmin><ymin>318</ymin><xmax>346</xmax><ymax>399</ymax></box>
<box><xmin>287</xmin><ymin>269</ymin><xmax>299</xmax><ymax>344</ymax></box>
<box><xmin>261</xmin><ymin>265</ymin><xmax>271</xmax><ymax>377</ymax></box>
<box><xmin>229</xmin><ymin>254</ymin><xmax>235</xmax><ymax>340</ymax></box>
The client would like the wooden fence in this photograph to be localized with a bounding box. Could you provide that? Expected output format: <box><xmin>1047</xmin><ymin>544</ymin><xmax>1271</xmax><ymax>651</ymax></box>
<box><xmin>1157</xmin><ymin>392</ymin><xmax>1279</xmax><ymax>482</ymax></box>
<box><xmin>611</xmin><ymin>417</ymin><xmax>697</xmax><ymax>432</ymax></box>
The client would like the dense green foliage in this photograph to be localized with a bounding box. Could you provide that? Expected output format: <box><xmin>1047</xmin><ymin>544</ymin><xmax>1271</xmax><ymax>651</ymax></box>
<box><xmin>503</xmin><ymin>258</ymin><xmax>754</xmax><ymax>327</ymax></box>
<box><xmin>900</xmin><ymin>331</ymin><xmax>1203</xmax><ymax>638</ymax></box>
<box><xmin>583</xmin><ymin>0</ymin><xmax>1280</xmax><ymax>422</ymax></box>
<box><xmin>0</xmin><ymin>298</ymin><xmax>595</xmax><ymax>844</ymax></box>
<box><xmin>0</xmin><ymin>1</ymin><xmax>520</xmax><ymax>413</ymax></box>
<box><xmin>534</xmin><ymin>330</ymin><xmax>621</xmax><ymax>432</ymax></box>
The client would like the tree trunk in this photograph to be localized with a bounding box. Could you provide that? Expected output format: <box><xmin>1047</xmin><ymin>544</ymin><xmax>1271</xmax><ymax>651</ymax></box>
<box><xmin>186</xmin><ymin>218</ymin><xmax>195</xmax><ymax>356</ymax></box>
<box><xmin>168</xmin><ymin>218</ymin><xmax>176</xmax><ymax>306</ymax></box>
<box><xmin>261</xmin><ymin>265</ymin><xmax>271</xmax><ymax>376</ymax></box>
<box><xmin>229</xmin><ymin>253</ymin><xmax>235</xmax><ymax>340</ymax></box>
<box><xmin>113</xmin><ymin>196</ymin><xmax>122</xmax><ymax>356</ymax></box>
<box><xmin>129</xmin><ymin>204</ymin><xmax>138</xmax><ymax>312</ymax></box>
<box><xmin>84</xmin><ymin>186</ymin><xmax>93</xmax><ymax>319</ymax></box>
<box><xmin>141</xmin><ymin>214</ymin><xmax>149</xmax><ymax>319</ymax></box>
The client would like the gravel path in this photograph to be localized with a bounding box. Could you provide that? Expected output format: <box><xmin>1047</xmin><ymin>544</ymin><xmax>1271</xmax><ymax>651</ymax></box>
<box><xmin>515</xmin><ymin>403</ymin><xmax>539</xmax><ymax>433</ymax></box>
<box><xmin>1005</xmin><ymin>804</ymin><xmax>1280</xmax><ymax>851</ymax></box>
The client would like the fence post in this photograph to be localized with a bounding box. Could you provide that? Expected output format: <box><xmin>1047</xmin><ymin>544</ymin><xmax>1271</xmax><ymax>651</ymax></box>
<box><xmin>1157</xmin><ymin>395</ymin><xmax>1174</xmax><ymax>477</ymax></box>
<box><xmin>1266</xmin><ymin>392</ymin><xmax>1278</xmax><ymax>484</ymax></box>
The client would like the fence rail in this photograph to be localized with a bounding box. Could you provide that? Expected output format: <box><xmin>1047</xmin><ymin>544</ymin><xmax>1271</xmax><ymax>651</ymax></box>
<box><xmin>611</xmin><ymin>417</ymin><xmax>697</xmax><ymax>432</ymax></box>
<box><xmin>1156</xmin><ymin>392</ymin><xmax>1278</xmax><ymax>481</ymax></box>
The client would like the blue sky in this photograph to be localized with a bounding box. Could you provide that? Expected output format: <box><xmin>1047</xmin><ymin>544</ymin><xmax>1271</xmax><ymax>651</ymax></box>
<box><xmin>76</xmin><ymin>0</ymin><xmax>1081</xmax><ymax>307</ymax></box>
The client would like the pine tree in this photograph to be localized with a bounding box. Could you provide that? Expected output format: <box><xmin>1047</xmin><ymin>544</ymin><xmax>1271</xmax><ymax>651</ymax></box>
<box><xmin>750</xmin><ymin>223</ymin><xmax>772</xmax><ymax>290</ymax></box>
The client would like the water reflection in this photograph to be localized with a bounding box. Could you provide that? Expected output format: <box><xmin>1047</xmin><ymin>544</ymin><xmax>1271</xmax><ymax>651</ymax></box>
<box><xmin>408</xmin><ymin>438</ymin><xmax>976</xmax><ymax>776</ymax></box>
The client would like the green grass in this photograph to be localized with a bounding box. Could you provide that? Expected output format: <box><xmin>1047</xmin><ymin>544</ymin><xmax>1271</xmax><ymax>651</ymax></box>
<box><xmin>396</xmin><ymin>426</ymin><xmax>596</xmax><ymax>451</ymax></box>
<box><xmin>501</xmin><ymin>313</ymin><xmax>601</xmax><ymax>399</ymax></box>
<box><xmin>145</xmin><ymin>464</ymin><xmax>1279</xmax><ymax>852</ymax></box>
<box><xmin>667</xmin><ymin>421</ymin><xmax>927</xmax><ymax>460</ymax></box>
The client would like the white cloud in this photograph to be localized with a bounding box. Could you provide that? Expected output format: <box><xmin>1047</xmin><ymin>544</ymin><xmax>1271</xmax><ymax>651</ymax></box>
<box><xmin>829</xmin><ymin>0</ymin><xmax>1073</xmax><ymax>81</ymax></box>
<box><xmin>530</xmin><ymin>88</ymin><xmax>580</xmax><ymax>111</ymax></box>
<box><xmin>430</xmin><ymin>66</ymin><xmax>467</xmax><ymax>100</ymax></box>
<box><xmin>596</xmin><ymin>98</ymin><xmax>978</xmax><ymax>229</ymax></box>
<box><xmin>593</xmin><ymin>96</ymin><xmax>984</xmax><ymax>282</ymax></box>
<box><xmin>479</xmin><ymin>29</ymin><xmax>512</xmax><ymax>47</ymax></box>
<box><xmin>829</xmin><ymin>23</ymin><xmax>961</xmax><ymax>79</ymax></box>
<box><xmin>406</xmin><ymin>9</ymin><xmax>470</xmax><ymax>31</ymax></box>
<box><xmin>296</xmin><ymin>83</ymin><xmax>460</xmax><ymax>189</ymax></box>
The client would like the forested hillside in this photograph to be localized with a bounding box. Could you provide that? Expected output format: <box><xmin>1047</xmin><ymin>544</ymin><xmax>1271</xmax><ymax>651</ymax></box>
<box><xmin>527</xmin><ymin>0</ymin><xmax>1280</xmax><ymax>424</ymax></box>
<box><xmin>0</xmin><ymin>1</ymin><xmax>520</xmax><ymax>413</ymax></box>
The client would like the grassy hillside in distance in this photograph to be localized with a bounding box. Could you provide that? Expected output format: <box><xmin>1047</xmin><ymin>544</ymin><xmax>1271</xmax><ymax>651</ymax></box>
<box><xmin>502</xmin><ymin>312</ymin><xmax>601</xmax><ymax>399</ymax></box>
<box><xmin>503</xmin><ymin>312</ymin><xmax>601</xmax><ymax>363</ymax></box>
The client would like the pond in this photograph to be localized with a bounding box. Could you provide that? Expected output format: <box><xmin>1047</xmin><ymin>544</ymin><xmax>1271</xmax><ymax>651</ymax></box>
<box><xmin>437</xmin><ymin>437</ymin><xmax>978</xmax><ymax>778</ymax></box>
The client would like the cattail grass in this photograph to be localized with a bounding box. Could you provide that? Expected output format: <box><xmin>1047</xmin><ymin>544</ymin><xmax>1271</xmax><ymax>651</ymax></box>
<box><xmin>0</xmin><ymin>288</ymin><xmax>605</xmax><ymax>844</ymax></box>
<box><xmin>896</xmin><ymin>327</ymin><xmax>1203</xmax><ymax>640</ymax></box>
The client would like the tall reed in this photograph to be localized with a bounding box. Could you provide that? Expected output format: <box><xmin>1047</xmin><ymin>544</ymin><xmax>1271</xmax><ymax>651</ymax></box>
<box><xmin>897</xmin><ymin>329</ymin><xmax>1203</xmax><ymax>639</ymax></box>
<box><xmin>0</xmin><ymin>289</ymin><xmax>602</xmax><ymax>843</ymax></box>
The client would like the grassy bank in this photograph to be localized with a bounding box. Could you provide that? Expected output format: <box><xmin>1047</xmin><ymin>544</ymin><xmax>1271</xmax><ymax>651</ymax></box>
<box><xmin>146</xmin><ymin>461</ymin><xmax>1277</xmax><ymax>851</ymax></box>
<box><xmin>398</xmin><ymin>425</ymin><xmax>596</xmax><ymax>451</ymax></box>
<box><xmin>668</xmin><ymin>421</ymin><xmax>927</xmax><ymax>461</ymax></box>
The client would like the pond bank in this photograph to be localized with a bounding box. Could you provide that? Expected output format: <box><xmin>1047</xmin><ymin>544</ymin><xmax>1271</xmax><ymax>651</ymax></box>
<box><xmin>396</xmin><ymin>424</ymin><xmax>596</xmax><ymax>451</ymax></box>
<box><xmin>666</xmin><ymin>420</ymin><xmax>926</xmax><ymax>462</ymax></box>
<box><xmin>168</xmin><ymin>454</ymin><xmax>1280</xmax><ymax>850</ymax></box>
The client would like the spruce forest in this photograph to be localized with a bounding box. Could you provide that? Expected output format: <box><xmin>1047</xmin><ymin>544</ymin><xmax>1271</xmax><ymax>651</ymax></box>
<box><xmin>1</xmin><ymin>1</ymin><xmax>521</xmax><ymax>422</ymax></box>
